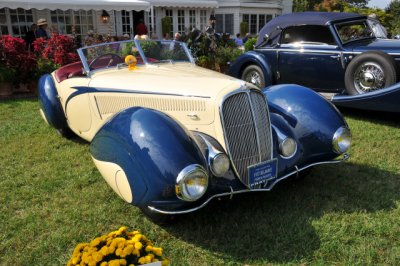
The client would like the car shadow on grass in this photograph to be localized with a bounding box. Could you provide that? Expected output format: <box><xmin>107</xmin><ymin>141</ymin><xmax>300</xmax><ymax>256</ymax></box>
<box><xmin>338</xmin><ymin>107</ymin><xmax>400</xmax><ymax>128</ymax></box>
<box><xmin>163</xmin><ymin>162</ymin><xmax>400</xmax><ymax>263</ymax></box>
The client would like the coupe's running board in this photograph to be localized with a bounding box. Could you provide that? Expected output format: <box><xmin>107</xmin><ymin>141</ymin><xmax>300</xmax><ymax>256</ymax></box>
<box><xmin>148</xmin><ymin>154</ymin><xmax>350</xmax><ymax>215</ymax></box>
<box><xmin>332</xmin><ymin>83</ymin><xmax>400</xmax><ymax>113</ymax></box>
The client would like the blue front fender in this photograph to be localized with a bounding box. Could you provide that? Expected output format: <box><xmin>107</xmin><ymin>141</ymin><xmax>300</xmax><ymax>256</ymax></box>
<box><xmin>229</xmin><ymin>51</ymin><xmax>273</xmax><ymax>85</ymax></box>
<box><xmin>90</xmin><ymin>107</ymin><xmax>207</xmax><ymax>207</ymax></box>
<box><xmin>264</xmin><ymin>84</ymin><xmax>348</xmax><ymax>164</ymax></box>
<box><xmin>38</xmin><ymin>74</ymin><xmax>69</xmax><ymax>131</ymax></box>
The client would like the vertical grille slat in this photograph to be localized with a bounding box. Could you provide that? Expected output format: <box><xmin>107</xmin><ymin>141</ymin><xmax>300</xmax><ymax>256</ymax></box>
<box><xmin>221</xmin><ymin>90</ymin><xmax>272</xmax><ymax>187</ymax></box>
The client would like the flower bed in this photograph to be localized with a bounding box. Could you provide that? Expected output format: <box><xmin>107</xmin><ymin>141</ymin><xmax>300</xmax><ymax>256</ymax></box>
<box><xmin>68</xmin><ymin>227</ymin><xmax>169</xmax><ymax>266</ymax></box>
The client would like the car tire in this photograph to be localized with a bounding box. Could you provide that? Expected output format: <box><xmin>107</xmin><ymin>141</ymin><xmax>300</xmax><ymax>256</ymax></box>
<box><xmin>139</xmin><ymin>206</ymin><xmax>176</xmax><ymax>225</ymax></box>
<box><xmin>56</xmin><ymin>127</ymin><xmax>74</xmax><ymax>139</ymax></box>
<box><xmin>344</xmin><ymin>51</ymin><xmax>397</xmax><ymax>95</ymax></box>
<box><xmin>241</xmin><ymin>65</ymin><xmax>266</xmax><ymax>88</ymax></box>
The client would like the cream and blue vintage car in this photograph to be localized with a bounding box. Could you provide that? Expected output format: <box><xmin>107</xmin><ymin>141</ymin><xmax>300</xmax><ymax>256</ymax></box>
<box><xmin>38</xmin><ymin>40</ymin><xmax>351</xmax><ymax>222</ymax></box>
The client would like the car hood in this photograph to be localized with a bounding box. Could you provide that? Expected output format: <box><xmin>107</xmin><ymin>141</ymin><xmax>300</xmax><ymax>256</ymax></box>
<box><xmin>346</xmin><ymin>38</ymin><xmax>400</xmax><ymax>54</ymax></box>
<box><xmin>88</xmin><ymin>63</ymin><xmax>244</xmax><ymax>99</ymax></box>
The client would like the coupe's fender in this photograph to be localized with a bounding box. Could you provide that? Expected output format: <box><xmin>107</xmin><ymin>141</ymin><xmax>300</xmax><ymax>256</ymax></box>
<box><xmin>38</xmin><ymin>74</ymin><xmax>69</xmax><ymax>131</ymax></box>
<box><xmin>90</xmin><ymin>107</ymin><xmax>207</xmax><ymax>207</ymax></box>
<box><xmin>264</xmin><ymin>84</ymin><xmax>347</xmax><ymax>163</ymax></box>
<box><xmin>228</xmin><ymin>51</ymin><xmax>273</xmax><ymax>85</ymax></box>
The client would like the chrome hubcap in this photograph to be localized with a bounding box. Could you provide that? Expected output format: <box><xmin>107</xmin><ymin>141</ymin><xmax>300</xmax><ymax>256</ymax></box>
<box><xmin>245</xmin><ymin>71</ymin><xmax>261</xmax><ymax>88</ymax></box>
<box><xmin>354</xmin><ymin>62</ymin><xmax>385</xmax><ymax>93</ymax></box>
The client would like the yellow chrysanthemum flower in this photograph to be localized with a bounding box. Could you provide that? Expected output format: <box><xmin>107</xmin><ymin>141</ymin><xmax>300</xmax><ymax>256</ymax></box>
<box><xmin>108</xmin><ymin>259</ymin><xmax>121</xmax><ymax>266</ymax></box>
<box><xmin>116</xmin><ymin>247</ymin><xmax>123</xmax><ymax>256</ymax></box>
<box><xmin>152</xmin><ymin>247</ymin><xmax>163</xmax><ymax>257</ymax></box>
<box><xmin>119</xmin><ymin>259</ymin><xmax>127</xmax><ymax>266</ymax></box>
<box><xmin>145</xmin><ymin>245</ymin><xmax>153</xmax><ymax>252</ymax></box>
<box><xmin>134</xmin><ymin>242</ymin><xmax>143</xmax><ymax>250</ymax></box>
<box><xmin>138</xmin><ymin>257</ymin><xmax>147</xmax><ymax>264</ymax></box>
<box><xmin>100</xmin><ymin>262</ymin><xmax>108</xmax><ymax>266</ymax></box>
<box><xmin>90</xmin><ymin>237</ymin><xmax>101</xmax><ymax>247</ymax></box>
<box><xmin>161</xmin><ymin>259</ymin><xmax>170</xmax><ymax>266</ymax></box>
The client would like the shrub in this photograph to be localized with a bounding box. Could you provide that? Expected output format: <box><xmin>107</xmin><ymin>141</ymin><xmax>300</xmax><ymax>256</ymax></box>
<box><xmin>161</xmin><ymin>17</ymin><xmax>172</xmax><ymax>37</ymax></box>
<box><xmin>33</xmin><ymin>33</ymin><xmax>79</xmax><ymax>67</ymax></box>
<box><xmin>67</xmin><ymin>227</ymin><xmax>169</xmax><ymax>266</ymax></box>
<box><xmin>0</xmin><ymin>35</ymin><xmax>36</xmax><ymax>84</ymax></box>
<box><xmin>240</xmin><ymin>22</ymin><xmax>248</xmax><ymax>37</ymax></box>
<box><xmin>244</xmin><ymin>37</ymin><xmax>257</xmax><ymax>52</ymax></box>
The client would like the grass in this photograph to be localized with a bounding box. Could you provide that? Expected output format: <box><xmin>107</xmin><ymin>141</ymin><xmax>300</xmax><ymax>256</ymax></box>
<box><xmin>0</xmin><ymin>98</ymin><xmax>399</xmax><ymax>265</ymax></box>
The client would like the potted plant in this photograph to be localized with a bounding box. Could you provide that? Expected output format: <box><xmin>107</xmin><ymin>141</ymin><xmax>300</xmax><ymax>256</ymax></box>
<box><xmin>0</xmin><ymin>66</ymin><xmax>15</xmax><ymax>97</ymax></box>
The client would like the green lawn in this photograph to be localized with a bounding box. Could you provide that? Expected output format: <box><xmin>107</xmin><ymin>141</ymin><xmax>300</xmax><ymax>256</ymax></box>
<box><xmin>1</xmin><ymin>99</ymin><xmax>399</xmax><ymax>265</ymax></box>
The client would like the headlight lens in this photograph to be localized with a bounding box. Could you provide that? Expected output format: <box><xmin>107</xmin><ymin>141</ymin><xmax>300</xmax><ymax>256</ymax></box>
<box><xmin>176</xmin><ymin>164</ymin><xmax>208</xmax><ymax>202</ymax></box>
<box><xmin>210</xmin><ymin>153</ymin><xmax>230</xmax><ymax>177</ymax></box>
<box><xmin>279</xmin><ymin>137</ymin><xmax>297</xmax><ymax>158</ymax></box>
<box><xmin>332</xmin><ymin>127</ymin><xmax>352</xmax><ymax>154</ymax></box>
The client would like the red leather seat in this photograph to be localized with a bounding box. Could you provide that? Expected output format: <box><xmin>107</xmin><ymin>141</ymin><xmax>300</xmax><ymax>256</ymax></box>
<box><xmin>54</xmin><ymin>61</ymin><xmax>85</xmax><ymax>83</ymax></box>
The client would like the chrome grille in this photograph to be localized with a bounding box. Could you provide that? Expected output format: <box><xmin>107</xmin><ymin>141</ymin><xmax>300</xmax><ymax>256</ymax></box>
<box><xmin>221</xmin><ymin>90</ymin><xmax>272</xmax><ymax>187</ymax></box>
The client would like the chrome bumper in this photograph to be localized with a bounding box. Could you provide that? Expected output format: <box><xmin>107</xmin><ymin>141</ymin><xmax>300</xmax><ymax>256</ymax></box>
<box><xmin>148</xmin><ymin>153</ymin><xmax>350</xmax><ymax>215</ymax></box>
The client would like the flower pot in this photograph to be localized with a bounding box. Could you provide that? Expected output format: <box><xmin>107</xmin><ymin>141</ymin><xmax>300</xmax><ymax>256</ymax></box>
<box><xmin>0</xmin><ymin>82</ymin><xmax>13</xmax><ymax>98</ymax></box>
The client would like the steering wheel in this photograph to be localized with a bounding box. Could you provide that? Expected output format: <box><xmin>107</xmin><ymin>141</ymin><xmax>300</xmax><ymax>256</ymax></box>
<box><xmin>89</xmin><ymin>53</ymin><xmax>123</xmax><ymax>70</ymax></box>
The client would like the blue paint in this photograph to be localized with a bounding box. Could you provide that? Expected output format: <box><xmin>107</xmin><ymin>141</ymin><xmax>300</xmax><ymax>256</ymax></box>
<box><xmin>229</xmin><ymin>11</ymin><xmax>400</xmax><ymax>112</ymax></box>
<box><xmin>38</xmin><ymin>74</ymin><xmax>69</xmax><ymax>131</ymax></box>
<box><xmin>265</xmin><ymin>84</ymin><xmax>345</xmax><ymax>162</ymax></box>
<box><xmin>90</xmin><ymin>107</ymin><xmax>207</xmax><ymax>207</ymax></box>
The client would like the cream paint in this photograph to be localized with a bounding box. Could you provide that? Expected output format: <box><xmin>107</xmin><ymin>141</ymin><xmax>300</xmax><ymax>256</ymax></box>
<box><xmin>53</xmin><ymin>63</ymin><xmax>255</xmax><ymax>151</ymax></box>
<box><xmin>92</xmin><ymin>157</ymin><xmax>132</xmax><ymax>203</ymax></box>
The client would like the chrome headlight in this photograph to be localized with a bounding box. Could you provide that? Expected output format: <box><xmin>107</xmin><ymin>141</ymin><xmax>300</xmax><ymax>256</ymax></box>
<box><xmin>279</xmin><ymin>137</ymin><xmax>297</xmax><ymax>158</ymax></box>
<box><xmin>176</xmin><ymin>164</ymin><xmax>208</xmax><ymax>202</ymax></box>
<box><xmin>210</xmin><ymin>153</ymin><xmax>230</xmax><ymax>177</ymax></box>
<box><xmin>332</xmin><ymin>127</ymin><xmax>351</xmax><ymax>154</ymax></box>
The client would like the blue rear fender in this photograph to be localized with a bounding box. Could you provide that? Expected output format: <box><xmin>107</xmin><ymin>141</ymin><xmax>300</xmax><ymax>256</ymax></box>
<box><xmin>90</xmin><ymin>107</ymin><xmax>208</xmax><ymax>207</ymax></box>
<box><xmin>228</xmin><ymin>51</ymin><xmax>273</xmax><ymax>85</ymax></box>
<box><xmin>264</xmin><ymin>84</ymin><xmax>348</xmax><ymax>164</ymax></box>
<box><xmin>38</xmin><ymin>74</ymin><xmax>69</xmax><ymax>131</ymax></box>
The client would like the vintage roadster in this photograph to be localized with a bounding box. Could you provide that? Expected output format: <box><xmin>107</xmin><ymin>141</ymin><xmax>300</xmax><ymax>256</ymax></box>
<box><xmin>39</xmin><ymin>40</ymin><xmax>351</xmax><ymax>221</ymax></box>
<box><xmin>230</xmin><ymin>12</ymin><xmax>400</xmax><ymax>112</ymax></box>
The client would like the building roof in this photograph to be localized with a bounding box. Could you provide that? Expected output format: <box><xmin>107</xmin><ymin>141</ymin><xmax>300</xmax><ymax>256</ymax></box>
<box><xmin>0</xmin><ymin>0</ymin><xmax>151</xmax><ymax>11</ymax></box>
<box><xmin>150</xmin><ymin>0</ymin><xmax>218</xmax><ymax>8</ymax></box>
<box><xmin>256</xmin><ymin>12</ymin><xmax>367</xmax><ymax>46</ymax></box>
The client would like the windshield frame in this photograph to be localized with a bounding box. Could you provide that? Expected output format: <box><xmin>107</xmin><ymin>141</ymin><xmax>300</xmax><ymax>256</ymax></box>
<box><xmin>334</xmin><ymin>19</ymin><xmax>376</xmax><ymax>45</ymax></box>
<box><xmin>77</xmin><ymin>39</ymin><xmax>195</xmax><ymax>76</ymax></box>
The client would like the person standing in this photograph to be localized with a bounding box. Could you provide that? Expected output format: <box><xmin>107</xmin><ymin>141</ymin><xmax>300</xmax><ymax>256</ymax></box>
<box><xmin>24</xmin><ymin>23</ymin><xmax>37</xmax><ymax>51</ymax></box>
<box><xmin>135</xmin><ymin>19</ymin><xmax>148</xmax><ymax>36</ymax></box>
<box><xmin>35</xmin><ymin>18</ymin><xmax>49</xmax><ymax>39</ymax></box>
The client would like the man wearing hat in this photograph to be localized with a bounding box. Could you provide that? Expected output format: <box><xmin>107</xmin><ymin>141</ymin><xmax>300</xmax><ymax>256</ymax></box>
<box><xmin>36</xmin><ymin>18</ymin><xmax>49</xmax><ymax>39</ymax></box>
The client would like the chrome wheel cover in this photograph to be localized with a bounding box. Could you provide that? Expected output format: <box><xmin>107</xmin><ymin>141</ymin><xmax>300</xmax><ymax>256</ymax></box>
<box><xmin>353</xmin><ymin>62</ymin><xmax>385</xmax><ymax>93</ymax></box>
<box><xmin>244</xmin><ymin>70</ymin><xmax>262</xmax><ymax>88</ymax></box>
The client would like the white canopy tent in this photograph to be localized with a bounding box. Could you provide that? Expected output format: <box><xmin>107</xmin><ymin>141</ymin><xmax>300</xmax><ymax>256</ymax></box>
<box><xmin>0</xmin><ymin>0</ymin><xmax>151</xmax><ymax>11</ymax></box>
<box><xmin>150</xmin><ymin>0</ymin><xmax>218</xmax><ymax>8</ymax></box>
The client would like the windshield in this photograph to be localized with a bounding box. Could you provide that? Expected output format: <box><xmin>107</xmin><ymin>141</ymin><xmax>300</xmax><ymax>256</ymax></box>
<box><xmin>77</xmin><ymin>40</ymin><xmax>193</xmax><ymax>73</ymax></box>
<box><xmin>367</xmin><ymin>18</ymin><xmax>388</xmax><ymax>39</ymax></box>
<box><xmin>335</xmin><ymin>20</ymin><xmax>375</xmax><ymax>44</ymax></box>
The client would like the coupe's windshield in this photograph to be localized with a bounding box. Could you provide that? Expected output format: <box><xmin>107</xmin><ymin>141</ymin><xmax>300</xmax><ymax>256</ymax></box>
<box><xmin>78</xmin><ymin>40</ymin><xmax>193</xmax><ymax>72</ymax></box>
<box><xmin>335</xmin><ymin>20</ymin><xmax>375</xmax><ymax>44</ymax></box>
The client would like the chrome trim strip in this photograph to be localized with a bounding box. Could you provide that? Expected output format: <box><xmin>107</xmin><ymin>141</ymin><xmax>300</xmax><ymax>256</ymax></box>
<box><xmin>148</xmin><ymin>153</ymin><xmax>350</xmax><ymax>215</ymax></box>
<box><xmin>255</xmin><ymin>48</ymin><xmax>400</xmax><ymax>56</ymax></box>
<box><xmin>255</xmin><ymin>47</ymin><xmax>361</xmax><ymax>55</ymax></box>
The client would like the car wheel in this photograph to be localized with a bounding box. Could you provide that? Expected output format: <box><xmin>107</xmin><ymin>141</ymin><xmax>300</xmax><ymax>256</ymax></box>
<box><xmin>241</xmin><ymin>65</ymin><xmax>266</xmax><ymax>88</ymax></box>
<box><xmin>344</xmin><ymin>51</ymin><xmax>397</xmax><ymax>95</ymax></box>
<box><xmin>139</xmin><ymin>206</ymin><xmax>176</xmax><ymax>225</ymax></box>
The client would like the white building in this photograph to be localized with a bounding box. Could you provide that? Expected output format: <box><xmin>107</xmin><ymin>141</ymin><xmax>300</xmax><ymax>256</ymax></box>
<box><xmin>0</xmin><ymin>0</ymin><xmax>292</xmax><ymax>41</ymax></box>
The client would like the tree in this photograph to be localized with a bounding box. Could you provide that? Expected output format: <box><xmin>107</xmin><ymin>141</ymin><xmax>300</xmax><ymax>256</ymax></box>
<box><xmin>293</xmin><ymin>0</ymin><xmax>369</xmax><ymax>12</ymax></box>
<box><xmin>386</xmin><ymin>0</ymin><xmax>400</xmax><ymax>35</ymax></box>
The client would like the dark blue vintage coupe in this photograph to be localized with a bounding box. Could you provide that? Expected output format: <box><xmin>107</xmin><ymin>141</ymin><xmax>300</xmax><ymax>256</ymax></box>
<box><xmin>230</xmin><ymin>12</ymin><xmax>400</xmax><ymax>112</ymax></box>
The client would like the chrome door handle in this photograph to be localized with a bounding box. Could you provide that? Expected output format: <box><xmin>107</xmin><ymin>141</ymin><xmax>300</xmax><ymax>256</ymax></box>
<box><xmin>330</xmin><ymin>55</ymin><xmax>341</xmax><ymax>59</ymax></box>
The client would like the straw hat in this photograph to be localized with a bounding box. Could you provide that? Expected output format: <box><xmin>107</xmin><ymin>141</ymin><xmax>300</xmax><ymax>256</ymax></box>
<box><xmin>37</xmin><ymin>18</ymin><xmax>48</xmax><ymax>26</ymax></box>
